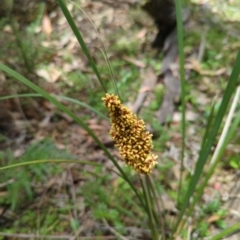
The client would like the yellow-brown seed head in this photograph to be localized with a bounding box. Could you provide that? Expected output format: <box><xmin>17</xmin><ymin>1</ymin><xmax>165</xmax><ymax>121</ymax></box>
<box><xmin>102</xmin><ymin>93</ymin><xmax>158</xmax><ymax>174</ymax></box>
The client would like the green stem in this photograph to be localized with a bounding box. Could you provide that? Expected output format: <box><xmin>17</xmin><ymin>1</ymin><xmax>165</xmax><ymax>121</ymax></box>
<box><xmin>175</xmin><ymin>0</ymin><xmax>186</xmax><ymax>208</ymax></box>
<box><xmin>11</xmin><ymin>19</ymin><xmax>31</xmax><ymax>72</ymax></box>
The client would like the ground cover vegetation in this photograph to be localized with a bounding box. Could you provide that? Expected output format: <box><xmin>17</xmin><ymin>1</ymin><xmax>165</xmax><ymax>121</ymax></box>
<box><xmin>0</xmin><ymin>0</ymin><xmax>240</xmax><ymax>239</ymax></box>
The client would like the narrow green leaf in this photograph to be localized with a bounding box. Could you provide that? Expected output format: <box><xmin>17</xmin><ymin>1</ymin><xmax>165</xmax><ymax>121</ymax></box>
<box><xmin>0</xmin><ymin>93</ymin><xmax>108</xmax><ymax>120</ymax></box>
<box><xmin>0</xmin><ymin>159</ymin><xmax>100</xmax><ymax>171</ymax></box>
<box><xmin>199</xmin><ymin>102</ymin><xmax>216</xmax><ymax>154</ymax></box>
<box><xmin>175</xmin><ymin>0</ymin><xmax>186</xmax><ymax>205</ymax></box>
<box><xmin>183</xmin><ymin>86</ymin><xmax>240</xmax><ymax>226</ymax></box>
<box><xmin>211</xmin><ymin>222</ymin><xmax>240</xmax><ymax>240</ymax></box>
<box><xmin>174</xmin><ymin>51</ymin><xmax>240</xmax><ymax>232</ymax></box>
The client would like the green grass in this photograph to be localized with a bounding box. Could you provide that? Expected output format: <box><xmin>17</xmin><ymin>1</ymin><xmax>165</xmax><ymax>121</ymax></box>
<box><xmin>0</xmin><ymin>139</ymin><xmax>76</xmax><ymax>209</ymax></box>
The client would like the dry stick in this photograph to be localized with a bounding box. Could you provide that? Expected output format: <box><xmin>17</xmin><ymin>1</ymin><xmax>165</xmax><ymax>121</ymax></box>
<box><xmin>197</xmin><ymin>29</ymin><xmax>207</xmax><ymax>62</ymax></box>
<box><xmin>12</xmin><ymin>88</ymin><xmax>33</xmax><ymax>130</ymax></box>
<box><xmin>0</xmin><ymin>178</ymin><xmax>15</xmax><ymax>188</ymax></box>
<box><xmin>0</xmin><ymin>232</ymin><xmax>117</xmax><ymax>240</ymax></box>
<box><xmin>68</xmin><ymin>168</ymin><xmax>78</xmax><ymax>220</ymax></box>
<box><xmin>70</xmin><ymin>225</ymin><xmax>86</xmax><ymax>240</ymax></box>
<box><xmin>102</xmin><ymin>218</ymin><xmax>129</xmax><ymax>240</ymax></box>
<box><xmin>0</xmin><ymin>232</ymin><xmax>72</xmax><ymax>239</ymax></box>
<box><xmin>72</xmin><ymin>237</ymin><xmax>116</xmax><ymax>240</ymax></box>
<box><xmin>187</xmin><ymin>226</ymin><xmax>192</xmax><ymax>240</ymax></box>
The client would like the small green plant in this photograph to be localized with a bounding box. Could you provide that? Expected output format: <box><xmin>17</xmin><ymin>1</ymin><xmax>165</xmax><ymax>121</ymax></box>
<box><xmin>0</xmin><ymin>139</ymin><xmax>74</xmax><ymax>209</ymax></box>
<box><xmin>194</xmin><ymin>200</ymin><xmax>228</xmax><ymax>237</ymax></box>
<box><xmin>149</xmin><ymin>84</ymin><xmax>165</xmax><ymax>111</ymax></box>
<box><xmin>0</xmin><ymin>2</ymin><xmax>52</xmax><ymax>75</ymax></box>
<box><xmin>198</xmin><ymin>222</ymin><xmax>209</xmax><ymax>238</ymax></box>
<box><xmin>229</xmin><ymin>154</ymin><xmax>240</xmax><ymax>169</ymax></box>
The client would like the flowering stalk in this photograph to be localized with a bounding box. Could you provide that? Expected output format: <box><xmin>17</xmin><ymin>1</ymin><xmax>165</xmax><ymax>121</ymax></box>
<box><xmin>102</xmin><ymin>93</ymin><xmax>158</xmax><ymax>174</ymax></box>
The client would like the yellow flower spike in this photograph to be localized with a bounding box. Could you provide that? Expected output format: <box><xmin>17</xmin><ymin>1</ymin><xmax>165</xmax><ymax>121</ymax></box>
<box><xmin>102</xmin><ymin>93</ymin><xmax>158</xmax><ymax>174</ymax></box>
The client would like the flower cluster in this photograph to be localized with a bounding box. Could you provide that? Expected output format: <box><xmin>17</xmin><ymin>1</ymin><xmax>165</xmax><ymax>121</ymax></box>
<box><xmin>102</xmin><ymin>93</ymin><xmax>158</xmax><ymax>174</ymax></box>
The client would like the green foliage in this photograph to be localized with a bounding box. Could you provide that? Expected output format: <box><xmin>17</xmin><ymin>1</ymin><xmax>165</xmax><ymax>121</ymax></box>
<box><xmin>1</xmin><ymin>207</ymin><xmax>66</xmax><ymax>234</ymax></box>
<box><xmin>149</xmin><ymin>84</ymin><xmax>165</xmax><ymax>111</ymax></box>
<box><xmin>198</xmin><ymin>221</ymin><xmax>209</xmax><ymax>237</ymax></box>
<box><xmin>194</xmin><ymin>199</ymin><xmax>228</xmax><ymax>237</ymax></box>
<box><xmin>216</xmin><ymin>220</ymin><xmax>227</xmax><ymax>229</ymax></box>
<box><xmin>204</xmin><ymin>199</ymin><xmax>221</xmax><ymax>214</ymax></box>
<box><xmin>81</xmin><ymin>166</ymin><xmax>142</xmax><ymax>233</ymax></box>
<box><xmin>17</xmin><ymin>2</ymin><xmax>46</xmax><ymax>71</ymax></box>
<box><xmin>0</xmin><ymin>139</ymin><xmax>74</xmax><ymax>209</ymax></box>
<box><xmin>113</xmin><ymin>35</ymin><xmax>140</xmax><ymax>55</ymax></box>
<box><xmin>70</xmin><ymin>218</ymin><xmax>80</xmax><ymax>231</ymax></box>
<box><xmin>0</xmin><ymin>2</ymin><xmax>52</xmax><ymax>74</ymax></box>
<box><xmin>26</xmin><ymin>3</ymin><xmax>45</xmax><ymax>33</ymax></box>
<box><xmin>229</xmin><ymin>154</ymin><xmax>240</xmax><ymax>169</ymax></box>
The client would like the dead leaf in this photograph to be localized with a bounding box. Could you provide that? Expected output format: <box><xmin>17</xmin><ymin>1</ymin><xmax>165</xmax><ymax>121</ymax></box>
<box><xmin>36</xmin><ymin>65</ymin><xmax>61</xmax><ymax>83</ymax></box>
<box><xmin>0</xmin><ymin>191</ymin><xmax>8</xmax><ymax>198</ymax></box>
<box><xmin>207</xmin><ymin>214</ymin><xmax>221</xmax><ymax>223</ymax></box>
<box><xmin>0</xmin><ymin>207</ymin><xmax>4</xmax><ymax>215</ymax></box>
<box><xmin>42</xmin><ymin>14</ymin><xmax>52</xmax><ymax>37</ymax></box>
<box><xmin>36</xmin><ymin>69</ymin><xmax>50</xmax><ymax>81</ymax></box>
<box><xmin>136</xmin><ymin>28</ymin><xmax>147</xmax><ymax>39</ymax></box>
<box><xmin>173</xmin><ymin>110</ymin><xmax>198</xmax><ymax>122</ymax></box>
<box><xmin>122</xmin><ymin>56</ymin><xmax>146</xmax><ymax>68</ymax></box>
<box><xmin>186</xmin><ymin>58</ymin><xmax>226</xmax><ymax>76</ymax></box>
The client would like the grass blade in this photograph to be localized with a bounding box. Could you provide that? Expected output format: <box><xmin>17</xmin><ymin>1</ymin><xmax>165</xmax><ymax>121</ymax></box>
<box><xmin>210</xmin><ymin>86</ymin><xmax>240</xmax><ymax>165</ymax></box>
<box><xmin>174</xmin><ymin>50</ymin><xmax>240</xmax><ymax>233</ymax></box>
<box><xmin>175</xmin><ymin>0</ymin><xmax>186</xmax><ymax>204</ymax></box>
<box><xmin>178</xmin><ymin>86</ymin><xmax>240</xmax><ymax>231</ymax></box>
<box><xmin>0</xmin><ymin>93</ymin><xmax>108</xmax><ymax>120</ymax></box>
<box><xmin>0</xmin><ymin>159</ymin><xmax>101</xmax><ymax>171</ymax></box>
<box><xmin>211</xmin><ymin>222</ymin><xmax>240</xmax><ymax>240</ymax></box>
<box><xmin>199</xmin><ymin>101</ymin><xmax>216</xmax><ymax>154</ymax></box>
<box><xmin>184</xmin><ymin>86</ymin><xmax>240</xmax><ymax>224</ymax></box>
